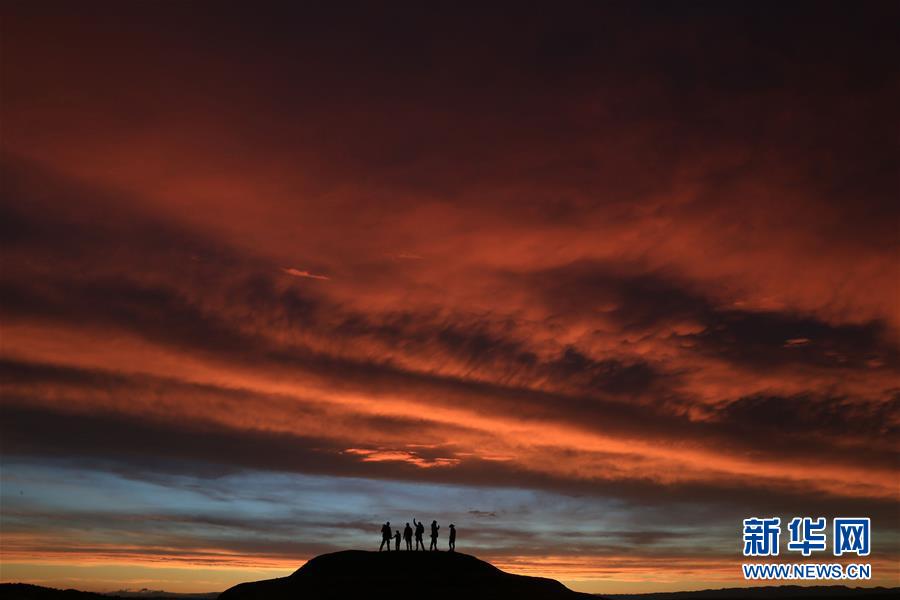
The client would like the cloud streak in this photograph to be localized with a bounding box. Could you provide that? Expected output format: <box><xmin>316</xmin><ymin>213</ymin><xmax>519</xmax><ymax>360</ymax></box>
<box><xmin>282</xmin><ymin>268</ymin><xmax>330</xmax><ymax>280</ymax></box>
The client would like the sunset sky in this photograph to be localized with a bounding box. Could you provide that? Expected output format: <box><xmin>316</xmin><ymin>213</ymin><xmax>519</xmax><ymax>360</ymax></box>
<box><xmin>1</xmin><ymin>1</ymin><xmax>898</xmax><ymax>595</ymax></box>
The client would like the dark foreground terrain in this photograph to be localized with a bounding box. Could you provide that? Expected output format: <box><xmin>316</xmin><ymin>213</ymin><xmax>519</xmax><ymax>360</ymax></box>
<box><xmin>218</xmin><ymin>550</ymin><xmax>594</xmax><ymax>599</ymax></box>
<box><xmin>607</xmin><ymin>586</ymin><xmax>900</xmax><ymax>599</ymax></box>
<box><xmin>1</xmin><ymin>554</ymin><xmax>897</xmax><ymax>600</ymax></box>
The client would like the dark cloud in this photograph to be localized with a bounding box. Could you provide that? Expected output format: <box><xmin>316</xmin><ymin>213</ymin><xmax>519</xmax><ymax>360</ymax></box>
<box><xmin>690</xmin><ymin>310</ymin><xmax>898</xmax><ymax>371</ymax></box>
<box><xmin>543</xmin><ymin>346</ymin><xmax>663</xmax><ymax>397</ymax></box>
<box><xmin>533</xmin><ymin>260</ymin><xmax>899</xmax><ymax>372</ymax></box>
<box><xmin>715</xmin><ymin>393</ymin><xmax>900</xmax><ymax>439</ymax></box>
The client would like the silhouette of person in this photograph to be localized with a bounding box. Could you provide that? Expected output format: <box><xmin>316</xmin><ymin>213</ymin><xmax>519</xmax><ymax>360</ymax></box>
<box><xmin>429</xmin><ymin>520</ymin><xmax>440</xmax><ymax>551</ymax></box>
<box><xmin>403</xmin><ymin>522</ymin><xmax>413</xmax><ymax>551</ymax></box>
<box><xmin>448</xmin><ymin>523</ymin><xmax>456</xmax><ymax>552</ymax></box>
<box><xmin>379</xmin><ymin>521</ymin><xmax>392</xmax><ymax>552</ymax></box>
<box><xmin>413</xmin><ymin>518</ymin><xmax>425</xmax><ymax>551</ymax></box>
<box><xmin>394</xmin><ymin>530</ymin><xmax>401</xmax><ymax>551</ymax></box>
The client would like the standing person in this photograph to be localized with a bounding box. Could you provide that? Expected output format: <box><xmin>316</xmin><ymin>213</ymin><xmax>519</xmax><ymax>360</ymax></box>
<box><xmin>413</xmin><ymin>518</ymin><xmax>425</xmax><ymax>551</ymax></box>
<box><xmin>403</xmin><ymin>522</ymin><xmax>413</xmax><ymax>551</ymax></box>
<box><xmin>379</xmin><ymin>521</ymin><xmax>392</xmax><ymax>552</ymax></box>
<box><xmin>448</xmin><ymin>524</ymin><xmax>456</xmax><ymax>552</ymax></box>
<box><xmin>394</xmin><ymin>529</ymin><xmax>401</xmax><ymax>551</ymax></box>
<box><xmin>429</xmin><ymin>520</ymin><xmax>440</xmax><ymax>551</ymax></box>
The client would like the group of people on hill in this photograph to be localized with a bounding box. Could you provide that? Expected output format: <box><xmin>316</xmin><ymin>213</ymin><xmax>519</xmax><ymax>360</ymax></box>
<box><xmin>379</xmin><ymin>519</ymin><xmax>456</xmax><ymax>552</ymax></box>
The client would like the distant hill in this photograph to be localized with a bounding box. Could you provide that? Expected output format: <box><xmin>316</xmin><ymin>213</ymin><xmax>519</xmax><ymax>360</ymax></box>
<box><xmin>218</xmin><ymin>550</ymin><xmax>595</xmax><ymax>599</ymax></box>
<box><xmin>0</xmin><ymin>584</ymin><xmax>217</xmax><ymax>599</ymax></box>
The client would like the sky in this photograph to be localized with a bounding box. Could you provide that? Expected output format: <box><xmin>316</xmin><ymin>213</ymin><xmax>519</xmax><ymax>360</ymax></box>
<box><xmin>1</xmin><ymin>1</ymin><xmax>898</xmax><ymax>595</ymax></box>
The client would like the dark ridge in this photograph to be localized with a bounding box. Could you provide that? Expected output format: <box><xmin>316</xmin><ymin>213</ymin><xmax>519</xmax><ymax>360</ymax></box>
<box><xmin>217</xmin><ymin>550</ymin><xmax>595</xmax><ymax>599</ymax></box>
<box><xmin>0</xmin><ymin>583</ymin><xmax>216</xmax><ymax>599</ymax></box>
<box><xmin>0</xmin><ymin>585</ymin><xmax>111</xmax><ymax>600</ymax></box>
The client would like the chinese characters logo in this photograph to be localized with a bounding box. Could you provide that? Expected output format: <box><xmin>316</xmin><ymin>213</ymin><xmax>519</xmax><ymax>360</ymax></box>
<box><xmin>742</xmin><ymin>516</ymin><xmax>870</xmax><ymax>557</ymax></box>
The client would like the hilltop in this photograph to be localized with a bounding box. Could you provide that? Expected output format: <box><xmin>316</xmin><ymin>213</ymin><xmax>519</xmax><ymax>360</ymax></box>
<box><xmin>218</xmin><ymin>550</ymin><xmax>595</xmax><ymax>599</ymax></box>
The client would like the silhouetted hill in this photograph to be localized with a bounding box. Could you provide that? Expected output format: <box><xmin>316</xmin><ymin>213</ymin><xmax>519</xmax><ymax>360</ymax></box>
<box><xmin>0</xmin><ymin>585</ymin><xmax>108</xmax><ymax>600</ymax></box>
<box><xmin>217</xmin><ymin>550</ymin><xmax>595</xmax><ymax>599</ymax></box>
